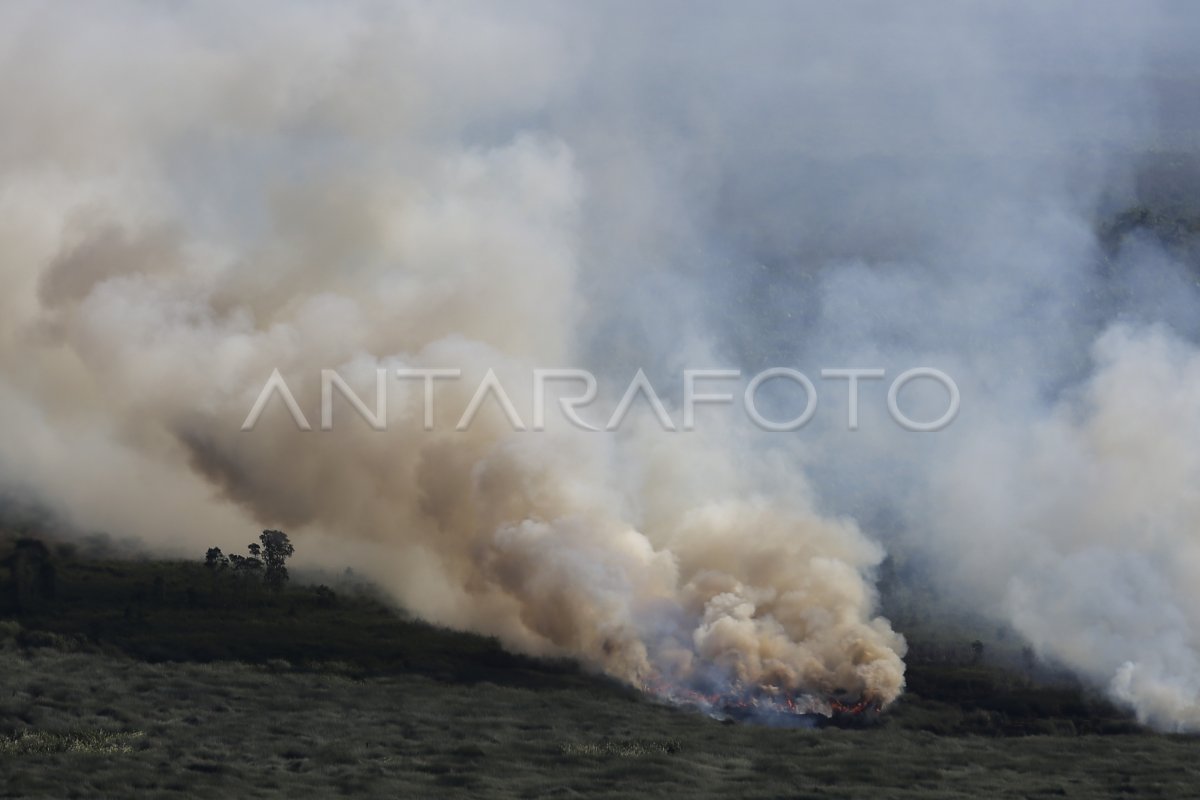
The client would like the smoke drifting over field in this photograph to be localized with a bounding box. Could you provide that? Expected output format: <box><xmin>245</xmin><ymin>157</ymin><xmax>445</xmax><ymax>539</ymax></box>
<box><xmin>2</xmin><ymin>2</ymin><xmax>1200</xmax><ymax>726</ymax></box>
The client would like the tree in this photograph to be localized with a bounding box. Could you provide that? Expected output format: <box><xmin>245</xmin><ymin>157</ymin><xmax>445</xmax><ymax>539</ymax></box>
<box><xmin>230</xmin><ymin>552</ymin><xmax>262</xmax><ymax>576</ymax></box>
<box><xmin>204</xmin><ymin>547</ymin><xmax>229</xmax><ymax>572</ymax></box>
<box><xmin>259</xmin><ymin>530</ymin><xmax>294</xmax><ymax>591</ymax></box>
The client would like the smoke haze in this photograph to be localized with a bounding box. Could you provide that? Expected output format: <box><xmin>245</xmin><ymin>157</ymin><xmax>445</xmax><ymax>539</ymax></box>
<box><xmin>2</xmin><ymin>1</ymin><xmax>1200</xmax><ymax>726</ymax></box>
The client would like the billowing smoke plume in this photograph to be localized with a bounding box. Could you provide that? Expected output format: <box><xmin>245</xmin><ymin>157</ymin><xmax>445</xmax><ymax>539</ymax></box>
<box><xmin>0</xmin><ymin>2</ymin><xmax>906</xmax><ymax>709</ymax></box>
<box><xmin>2</xmin><ymin>2</ymin><xmax>1200</xmax><ymax>726</ymax></box>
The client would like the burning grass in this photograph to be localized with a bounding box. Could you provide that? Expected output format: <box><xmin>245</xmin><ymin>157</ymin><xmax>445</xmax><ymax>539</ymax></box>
<box><xmin>641</xmin><ymin>680</ymin><xmax>877</xmax><ymax>728</ymax></box>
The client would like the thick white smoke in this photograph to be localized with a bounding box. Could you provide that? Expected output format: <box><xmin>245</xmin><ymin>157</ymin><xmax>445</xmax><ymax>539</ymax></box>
<box><xmin>934</xmin><ymin>326</ymin><xmax>1200</xmax><ymax>731</ymax></box>
<box><xmin>2</xmin><ymin>2</ymin><xmax>1200</xmax><ymax>727</ymax></box>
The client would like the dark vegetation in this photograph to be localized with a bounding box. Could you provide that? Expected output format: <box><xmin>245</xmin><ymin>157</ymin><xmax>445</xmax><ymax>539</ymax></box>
<box><xmin>875</xmin><ymin>555</ymin><xmax>1143</xmax><ymax>738</ymax></box>
<box><xmin>3</xmin><ymin>524</ymin><xmax>1196</xmax><ymax>798</ymax></box>
<box><xmin>0</xmin><ymin>527</ymin><xmax>1141</xmax><ymax>737</ymax></box>
<box><xmin>0</xmin><ymin>529</ymin><xmax>587</xmax><ymax>689</ymax></box>
<box><xmin>1099</xmin><ymin>152</ymin><xmax>1200</xmax><ymax>267</ymax></box>
<box><xmin>4</xmin><ymin>527</ymin><xmax>1195</xmax><ymax>796</ymax></box>
<box><xmin>1099</xmin><ymin>204</ymin><xmax>1200</xmax><ymax>259</ymax></box>
<box><xmin>205</xmin><ymin>530</ymin><xmax>296</xmax><ymax>592</ymax></box>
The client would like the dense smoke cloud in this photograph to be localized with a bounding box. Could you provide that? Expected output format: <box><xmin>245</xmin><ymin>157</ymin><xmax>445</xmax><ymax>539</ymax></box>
<box><xmin>1</xmin><ymin>2</ymin><xmax>1199</xmax><ymax>725</ymax></box>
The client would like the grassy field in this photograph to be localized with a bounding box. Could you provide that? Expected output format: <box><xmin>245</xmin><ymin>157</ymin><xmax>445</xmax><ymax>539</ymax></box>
<box><xmin>3</xmin><ymin>636</ymin><xmax>1199</xmax><ymax>799</ymax></box>
<box><xmin>1</xmin><ymin>534</ymin><xmax>1197</xmax><ymax>798</ymax></box>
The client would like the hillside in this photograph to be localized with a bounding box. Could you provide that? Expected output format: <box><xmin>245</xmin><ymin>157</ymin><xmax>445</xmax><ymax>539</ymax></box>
<box><xmin>2</xmin><ymin>534</ymin><xmax>1195</xmax><ymax>798</ymax></box>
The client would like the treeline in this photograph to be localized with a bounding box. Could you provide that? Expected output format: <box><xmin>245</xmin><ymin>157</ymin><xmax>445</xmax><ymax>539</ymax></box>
<box><xmin>0</xmin><ymin>528</ymin><xmax>333</xmax><ymax>621</ymax></box>
<box><xmin>194</xmin><ymin>530</ymin><xmax>340</xmax><ymax>610</ymax></box>
<box><xmin>204</xmin><ymin>530</ymin><xmax>295</xmax><ymax>592</ymax></box>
